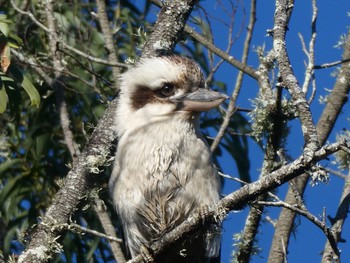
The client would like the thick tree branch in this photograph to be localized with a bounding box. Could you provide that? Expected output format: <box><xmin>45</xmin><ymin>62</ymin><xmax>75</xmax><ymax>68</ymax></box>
<box><xmin>321</xmin><ymin>28</ymin><xmax>350</xmax><ymax>263</ymax></box>
<box><xmin>142</xmin><ymin>0</ymin><xmax>195</xmax><ymax>57</ymax></box>
<box><xmin>236</xmin><ymin>84</ymin><xmax>285</xmax><ymax>262</ymax></box>
<box><xmin>273</xmin><ymin>0</ymin><xmax>319</xmax><ymax>161</ymax></box>
<box><xmin>18</xmin><ymin>98</ymin><xmax>119</xmax><ymax>263</ymax></box>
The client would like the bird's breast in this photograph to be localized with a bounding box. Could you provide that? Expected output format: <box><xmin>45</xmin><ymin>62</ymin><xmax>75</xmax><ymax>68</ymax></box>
<box><xmin>109</xmin><ymin>121</ymin><xmax>220</xmax><ymax>257</ymax></box>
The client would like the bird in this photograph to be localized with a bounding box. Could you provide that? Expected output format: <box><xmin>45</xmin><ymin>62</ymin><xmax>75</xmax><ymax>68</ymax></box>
<box><xmin>109</xmin><ymin>55</ymin><xmax>228</xmax><ymax>262</ymax></box>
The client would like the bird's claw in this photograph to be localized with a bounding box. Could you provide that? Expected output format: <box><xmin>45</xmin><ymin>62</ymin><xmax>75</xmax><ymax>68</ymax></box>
<box><xmin>198</xmin><ymin>205</ymin><xmax>210</xmax><ymax>223</ymax></box>
<box><xmin>140</xmin><ymin>245</ymin><xmax>154</xmax><ymax>263</ymax></box>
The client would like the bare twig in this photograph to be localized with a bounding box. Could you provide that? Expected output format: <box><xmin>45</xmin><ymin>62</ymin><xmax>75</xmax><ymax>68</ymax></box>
<box><xmin>301</xmin><ymin>0</ymin><xmax>317</xmax><ymax>96</ymax></box>
<box><xmin>201</xmin><ymin>1</ymin><xmax>237</xmax><ymax>83</ymax></box>
<box><xmin>186</xmin><ymin>25</ymin><xmax>259</xmax><ymax>79</ymax></box>
<box><xmin>69</xmin><ymin>223</ymin><xmax>122</xmax><ymax>243</ymax></box>
<box><xmin>324</xmin><ymin>168</ymin><xmax>347</xmax><ymax>179</ymax></box>
<box><xmin>314</xmin><ymin>58</ymin><xmax>350</xmax><ymax>69</ymax></box>
<box><xmin>45</xmin><ymin>0</ymin><xmax>80</xmax><ymax>159</ymax></box>
<box><xmin>60</xmin><ymin>42</ymin><xmax>127</xmax><ymax>68</ymax></box>
<box><xmin>218</xmin><ymin>171</ymin><xmax>248</xmax><ymax>185</ymax></box>
<box><xmin>96</xmin><ymin>0</ymin><xmax>121</xmax><ymax>90</ymax></box>
<box><xmin>210</xmin><ymin>0</ymin><xmax>257</xmax><ymax>153</ymax></box>
<box><xmin>256</xmin><ymin>199</ymin><xmax>339</xmax><ymax>255</ymax></box>
<box><xmin>93</xmin><ymin>197</ymin><xmax>127</xmax><ymax>263</ymax></box>
<box><xmin>150</xmin><ymin>0</ymin><xmax>259</xmax><ymax>79</ymax></box>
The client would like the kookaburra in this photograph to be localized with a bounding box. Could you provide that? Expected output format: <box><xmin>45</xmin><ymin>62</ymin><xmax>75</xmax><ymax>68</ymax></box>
<box><xmin>109</xmin><ymin>55</ymin><xmax>228</xmax><ymax>262</ymax></box>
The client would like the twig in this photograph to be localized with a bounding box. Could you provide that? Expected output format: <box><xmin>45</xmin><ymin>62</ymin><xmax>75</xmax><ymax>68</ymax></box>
<box><xmin>210</xmin><ymin>0</ymin><xmax>257</xmax><ymax>152</ymax></box>
<box><xmin>324</xmin><ymin>168</ymin><xmax>347</xmax><ymax>179</ymax></box>
<box><xmin>314</xmin><ymin>58</ymin><xmax>350</xmax><ymax>69</ymax></box>
<box><xmin>45</xmin><ymin>0</ymin><xmax>80</xmax><ymax>159</ymax></box>
<box><xmin>255</xmin><ymin>199</ymin><xmax>339</xmax><ymax>255</ymax></box>
<box><xmin>61</xmin><ymin>42</ymin><xmax>127</xmax><ymax>68</ymax></box>
<box><xmin>93</xmin><ymin>196</ymin><xmax>127</xmax><ymax>263</ymax></box>
<box><xmin>150</xmin><ymin>0</ymin><xmax>259</xmax><ymax>79</ymax></box>
<box><xmin>300</xmin><ymin>0</ymin><xmax>317</xmax><ymax>96</ymax></box>
<box><xmin>218</xmin><ymin>171</ymin><xmax>248</xmax><ymax>185</ymax></box>
<box><xmin>12</xmin><ymin>49</ymin><xmax>110</xmax><ymax>94</ymax></box>
<box><xmin>69</xmin><ymin>223</ymin><xmax>122</xmax><ymax>243</ymax></box>
<box><xmin>96</xmin><ymin>0</ymin><xmax>121</xmax><ymax>90</ymax></box>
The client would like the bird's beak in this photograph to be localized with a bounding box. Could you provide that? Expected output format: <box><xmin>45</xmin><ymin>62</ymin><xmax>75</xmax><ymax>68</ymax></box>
<box><xmin>171</xmin><ymin>88</ymin><xmax>229</xmax><ymax>112</ymax></box>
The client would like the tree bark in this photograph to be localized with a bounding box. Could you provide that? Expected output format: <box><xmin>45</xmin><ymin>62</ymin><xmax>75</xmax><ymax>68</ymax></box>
<box><xmin>321</xmin><ymin>28</ymin><xmax>350</xmax><ymax>263</ymax></box>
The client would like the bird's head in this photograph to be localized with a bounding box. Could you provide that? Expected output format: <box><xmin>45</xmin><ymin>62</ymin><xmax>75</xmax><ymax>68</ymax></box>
<box><xmin>116</xmin><ymin>56</ymin><xmax>228</xmax><ymax>136</ymax></box>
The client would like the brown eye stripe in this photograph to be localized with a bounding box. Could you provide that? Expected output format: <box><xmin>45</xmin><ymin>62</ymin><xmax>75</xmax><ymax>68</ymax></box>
<box><xmin>131</xmin><ymin>84</ymin><xmax>177</xmax><ymax>110</ymax></box>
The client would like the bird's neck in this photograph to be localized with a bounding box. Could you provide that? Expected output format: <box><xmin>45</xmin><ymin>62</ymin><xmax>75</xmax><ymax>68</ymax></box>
<box><xmin>121</xmin><ymin>114</ymin><xmax>201</xmax><ymax>143</ymax></box>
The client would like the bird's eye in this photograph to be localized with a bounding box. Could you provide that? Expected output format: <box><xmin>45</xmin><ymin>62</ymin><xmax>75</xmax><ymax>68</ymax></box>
<box><xmin>160</xmin><ymin>84</ymin><xmax>175</xmax><ymax>97</ymax></box>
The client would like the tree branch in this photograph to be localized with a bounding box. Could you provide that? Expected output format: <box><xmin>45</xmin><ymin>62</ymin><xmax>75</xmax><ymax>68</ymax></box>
<box><xmin>68</xmin><ymin>223</ymin><xmax>122</xmax><ymax>243</ymax></box>
<box><xmin>96</xmin><ymin>0</ymin><xmax>121</xmax><ymax>90</ymax></box>
<box><xmin>273</xmin><ymin>0</ymin><xmax>319</xmax><ymax>161</ymax></box>
<box><xmin>45</xmin><ymin>0</ymin><xmax>80</xmax><ymax>160</ymax></box>
<box><xmin>321</xmin><ymin>28</ymin><xmax>350</xmax><ymax>263</ymax></box>
<box><xmin>300</xmin><ymin>0</ymin><xmax>317</xmax><ymax>97</ymax></box>
<box><xmin>256</xmin><ymin>199</ymin><xmax>338</xmax><ymax>255</ymax></box>
<box><xmin>142</xmin><ymin>0</ymin><xmax>195</xmax><ymax>57</ymax></box>
<box><xmin>93</xmin><ymin>196</ymin><xmax>127</xmax><ymax>263</ymax></box>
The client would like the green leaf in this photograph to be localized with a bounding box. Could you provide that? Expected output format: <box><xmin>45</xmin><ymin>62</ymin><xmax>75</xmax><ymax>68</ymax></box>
<box><xmin>8</xmin><ymin>66</ymin><xmax>41</xmax><ymax>108</ymax></box>
<box><xmin>0</xmin><ymin>82</ymin><xmax>8</xmax><ymax>113</ymax></box>
<box><xmin>8</xmin><ymin>33</ymin><xmax>23</xmax><ymax>48</ymax></box>
<box><xmin>0</xmin><ymin>159</ymin><xmax>22</xmax><ymax>174</ymax></box>
<box><xmin>0</xmin><ymin>14</ymin><xmax>10</xmax><ymax>37</ymax></box>
<box><xmin>85</xmin><ymin>237</ymin><xmax>100</xmax><ymax>260</ymax></box>
<box><xmin>21</xmin><ymin>74</ymin><xmax>41</xmax><ymax>107</ymax></box>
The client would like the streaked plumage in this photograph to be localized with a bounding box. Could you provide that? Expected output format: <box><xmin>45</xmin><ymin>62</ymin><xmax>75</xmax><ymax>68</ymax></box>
<box><xmin>109</xmin><ymin>56</ymin><xmax>227</xmax><ymax>262</ymax></box>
